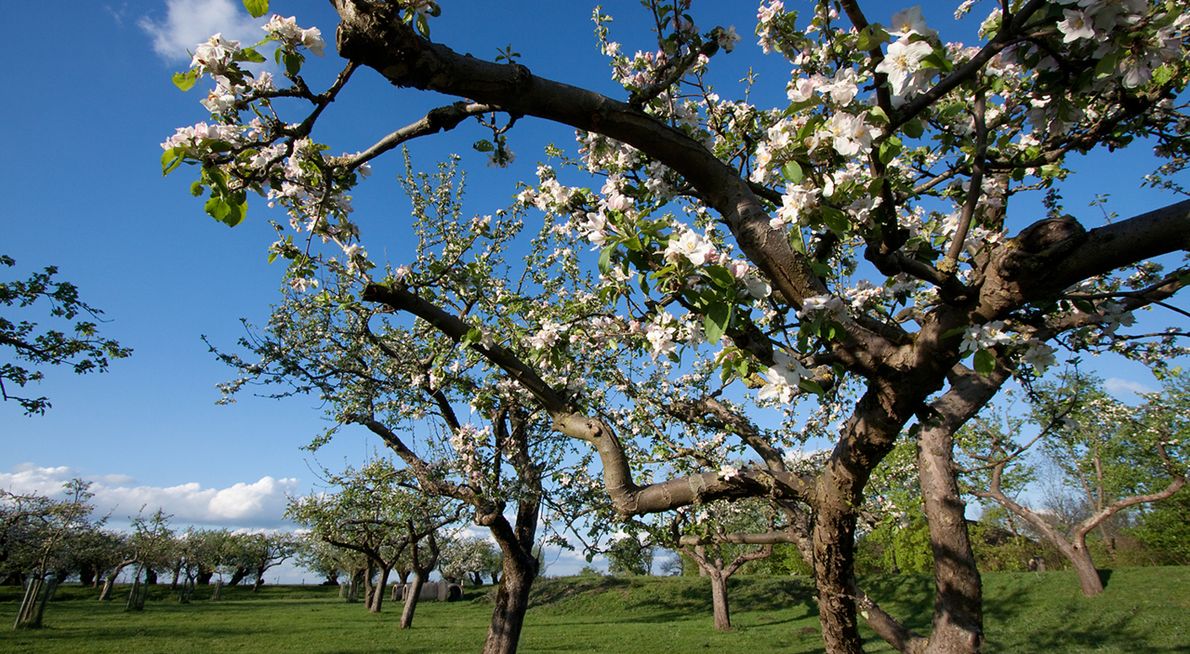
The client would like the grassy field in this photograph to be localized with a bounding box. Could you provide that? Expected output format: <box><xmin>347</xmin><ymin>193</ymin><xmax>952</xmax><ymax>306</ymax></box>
<box><xmin>1</xmin><ymin>567</ymin><xmax>1187</xmax><ymax>653</ymax></box>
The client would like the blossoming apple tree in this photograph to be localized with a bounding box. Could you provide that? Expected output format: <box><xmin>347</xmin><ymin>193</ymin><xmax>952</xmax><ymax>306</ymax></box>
<box><xmin>163</xmin><ymin>1</ymin><xmax>1188</xmax><ymax>652</ymax></box>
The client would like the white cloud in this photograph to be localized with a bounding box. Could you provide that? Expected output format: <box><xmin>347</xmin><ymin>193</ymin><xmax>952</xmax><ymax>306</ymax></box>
<box><xmin>139</xmin><ymin>0</ymin><xmax>263</xmax><ymax>61</ymax></box>
<box><xmin>1104</xmin><ymin>377</ymin><xmax>1154</xmax><ymax>398</ymax></box>
<box><xmin>0</xmin><ymin>463</ymin><xmax>298</xmax><ymax>529</ymax></box>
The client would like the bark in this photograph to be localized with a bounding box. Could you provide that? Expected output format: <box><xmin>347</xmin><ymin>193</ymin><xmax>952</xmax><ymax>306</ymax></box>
<box><xmin>483</xmin><ymin>556</ymin><xmax>537</xmax><ymax>654</ymax></box>
<box><xmin>98</xmin><ymin>560</ymin><xmax>135</xmax><ymax>601</ymax></box>
<box><xmin>1066</xmin><ymin>536</ymin><xmax>1104</xmax><ymax>596</ymax></box>
<box><xmin>709</xmin><ymin>572</ymin><xmax>731</xmax><ymax>631</ymax></box>
<box><xmin>914</xmin><ymin>366</ymin><xmax>1008</xmax><ymax>654</ymax></box>
<box><xmin>79</xmin><ymin>564</ymin><xmax>96</xmax><ymax>588</ymax></box>
<box><xmin>398</xmin><ymin>573</ymin><xmax>424</xmax><ymax>629</ymax></box>
<box><xmin>227</xmin><ymin>567</ymin><xmax>248</xmax><ymax>587</ymax></box>
<box><xmin>196</xmin><ymin>568</ymin><xmax>213</xmax><ymax>585</ymax></box>
<box><xmin>369</xmin><ymin>566</ymin><xmax>391</xmax><ymax>613</ymax></box>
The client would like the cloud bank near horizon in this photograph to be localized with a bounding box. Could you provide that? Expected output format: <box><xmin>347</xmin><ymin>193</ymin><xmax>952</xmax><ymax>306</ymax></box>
<box><xmin>1</xmin><ymin>463</ymin><xmax>298</xmax><ymax>529</ymax></box>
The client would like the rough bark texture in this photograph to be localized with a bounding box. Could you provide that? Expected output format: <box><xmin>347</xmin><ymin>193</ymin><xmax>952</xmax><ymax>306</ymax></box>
<box><xmin>399</xmin><ymin>573</ymin><xmax>424</xmax><ymax>629</ymax></box>
<box><xmin>483</xmin><ymin>555</ymin><xmax>537</xmax><ymax>654</ymax></box>
<box><xmin>709</xmin><ymin>572</ymin><xmax>731</xmax><ymax>631</ymax></box>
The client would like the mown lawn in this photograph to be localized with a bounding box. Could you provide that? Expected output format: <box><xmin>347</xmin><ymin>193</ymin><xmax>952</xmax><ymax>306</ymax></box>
<box><xmin>1</xmin><ymin>567</ymin><xmax>1186</xmax><ymax>653</ymax></box>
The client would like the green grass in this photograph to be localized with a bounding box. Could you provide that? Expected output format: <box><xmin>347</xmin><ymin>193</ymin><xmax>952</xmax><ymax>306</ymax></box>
<box><xmin>1</xmin><ymin>568</ymin><xmax>1187</xmax><ymax>653</ymax></box>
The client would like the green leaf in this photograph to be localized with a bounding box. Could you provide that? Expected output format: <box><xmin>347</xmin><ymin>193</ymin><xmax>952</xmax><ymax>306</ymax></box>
<box><xmin>703</xmin><ymin>265</ymin><xmax>736</xmax><ymax>290</ymax></box>
<box><xmin>161</xmin><ymin>148</ymin><xmax>185</xmax><ymax>176</ymax></box>
<box><xmin>781</xmin><ymin>161</ymin><xmax>804</xmax><ymax>184</ymax></box>
<box><xmin>172</xmin><ymin>70</ymin><xmax>199</xmax><ymax>92</ymax></box>
<box><xmin>820</xmin><ymin>206</ymin><xmax>849</xmax><ymax>234</ymax></box>
<box><xmin>242</xmin><ymin>0</ymin><xmax>269</xmax><ymax>18</ymax></box>
<box><xmin>973</xmin><ymin>349</ymin><xmax>996</xmax><ymax>375</ymax></box>
<box><xmin>462</xmin><ymin>327</ymin><xmax>483</xmax><ymax>347</ymax></box>
<box><xmin>703</xmin><ymin>302</ymin><xmax>732</xmax><ymax>343</ymax></box>
<box><xmin>189</xmin><ymin>181</ymin><xmax>205</xmax><ymax>197</ymax></box>
<box><xmin>798</xmin><ymin>378</ymin><xmax>825</xmax><ymax>396</ymax></box>
<box><xmin>855</xmin><ymin>24</ymin><xmax>889</xmax><ymax>51</ymax></box>
<box><xmin>902</xmin><ymin>119</ymin><xmax>924</xmax><ymax>140</ymax></box>
<box><xmin>868</xmin><ymin>106</ymin><xmax>890</xmax><ymax>125</ymax></box>
<box><xmin>205</xmin><ymin>196</ymin><xmax>231</xmax><ymax>222</ymax></box>
<box><xmin>878</xmin><ymin>135</ymin><xmax>903</xmax><ymax>165</ymax></box>
<box><xmin>472</xmin><ymin>139</ymin><xmax>494</xmax><ymax>153</ymax></box>
<box><xmin>597</xmin><ymin>244</ymin><xmax>615</xmax><ymax>274</ymax></box>
<box><xmin>283</xmin><ymin>51</ymin><xmax>302</xmax><ymax>77</ymax></box>
<box><xmin>205</xmin><ymin>195</ymin><xmax>247</xmax><ymax>227</ymax></box>
<box><xmin>238</xmin><ymin>47</ymin><xmax>266</xmax><ymax>64</ymax></box>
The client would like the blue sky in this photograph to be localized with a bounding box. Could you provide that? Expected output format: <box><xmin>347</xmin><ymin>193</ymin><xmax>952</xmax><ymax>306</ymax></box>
<box><xmin>1</xmin><ymin>1</ymin><xmax>1185</xmax><ymax>579</ymax></box>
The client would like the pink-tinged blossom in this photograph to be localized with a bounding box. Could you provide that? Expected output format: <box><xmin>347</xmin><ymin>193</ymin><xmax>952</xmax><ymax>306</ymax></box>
<box><xmin>889</xmin><ymin>6</ymin><xmax>937</xmax><ymax>39</ymax></box>
<box><xmin>1057</xmin><ymin>9</ymin><xmax>1097</xmax><ymax>43</ymax></box>
<box><xmin>798</xmin><ymin>294</ymin><xmax>847</xmax><ymax>320</ymax></box>
<box><xmin>579</xmin><ymin>212</ymin><xmax>610</xmax><ymax>246</ymax></box>
<box><xmin>1021</xmin><ymin>340</ymin><xmax>1056</xmax><ymax>374</ymax></box>
<box><xmin>263</xmin><ymin>15</ymin><xmax>325</xmax><ymax>56</ymax></box>
<box><xmin>288</xmin><ymin>276</ymin><xmax>318</xmax><ymax>292</ymax></box>
<box><xmin>663</xmin><ymin>226</ymin><xmax>717</xmax><ymax>267</ymax></box>
<box><xmin>825</xmin><ymin>112</ymin><xmax>877</xmax><ymax>156</ymax></box>
<box><xmin>787</xmin><ymin>76</ymin><xmax>819</xmax><ymax>103</ymax></box>
<box><xmin>718</xmin><ymin>464</ymin><xmax>740</xmax><ymax>481</ymax></box>
<box><xmin>959</xmin><ymin>320</ymin><xmax>1013</xmax><ymax>355</ymax></box>
<box><xmin>875</xmin><ymin>38</ymin><xmax>935</xmax><ymax>99</ymax></box>
<box><xmin>821</xmin><ymin>68</ymin><xmax>859</xmax><ymax>106</ymax></box>
<box><xmin>191</xmin><ymin>33</ymin><xmax>240</xmax><ymax>76</ymax></box>
<box><xmin>528</xmin><ymin>321</ymin><xmax>562</xmax><ymax>351</ymax></box>
<box><xmin>715</xmin><ymin>26</ymin><xmax>740</xmax><ymax>52</ymax></box>
<box><xmin>757</xmin><ymin>351</ymin><xmax>809</xmax><ymax>404</ymax></box>
<box><xmin>772</xmin><ymin>185</ymin><xmax>819</xmax><ymax>229</ymax></box>
<box><xmin>644</xmin><ymin>317</ymin><xmax>677</xmax><ymax>358</ymax></box>
<box><xmin>726</xmin><ymin>259</ymin><xmax>750</xmax><ymax>280</ymax></box>
<box><xmin>756</xmin><ymin>0</ymin><xmax>786</xmax><ymax>54</ymax></box>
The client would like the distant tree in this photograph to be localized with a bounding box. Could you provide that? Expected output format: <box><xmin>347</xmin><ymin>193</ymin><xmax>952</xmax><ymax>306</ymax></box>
<box><xmin>4</xmin><ymin>479</ymin><xmax>96</xmax><ymax>628</ymax></box>
<box><xmin>607</xmin><ymin>534</ymin><xmax>654</xmax><ymax>577</ymax></box>
<box><xmin>671</xmin><ymin>498</ymin><xmax>781</xmax><ymax>631</ymax></box>
<box><xmin>962</xmin><ymin>371</ymin><xmax>1187</xmax><ymax>595</ymax></box>
<box><xmin>0</xmin><ymin>255</ymin><xmax>131</xmax><ymax>415</ymax></box>
<box><xmin>441</xmin><ymin>536</ymin><xmax>500</xmax><ymax>586</ymax></box>
<box><xmin>288</xmin><ymin>458</ymin><xmax>460</xmax><ymax>616</ymax></box>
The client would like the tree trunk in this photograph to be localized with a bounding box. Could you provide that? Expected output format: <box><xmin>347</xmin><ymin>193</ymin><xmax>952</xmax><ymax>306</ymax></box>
<box><xmin>362</xmin><ymin>561</ymin><xmax>375</xmax><ymax>608</ymax></box>
<box><xmin>197</xmin><ymin>568</ymin><xmax>213</xmax><ymax>585</ymax></box>
<box><xmin>144</xmin><ymin>568</ymin><xmax>158</xmax><ymax>586</ymax></box>
<box><xmin>399</xmin><ymin>573</ymin><xmax>425</xmax><ymax>629</ymax></box>
<box><xmin>709</xmin><ymin>572</ymin><xmax>731</xmax><ymax>631</ymax></box>
<box><xmin>813</xmin><ymin>497</ymin><xmax>864</xmax><ymax>654</ymax></box>
<box><xmin>482</xmin><ymin>553</ymin><xmax>538</xmax><ymax>654</ymax></box>
<box><xmin>370</xmin><ymin>566</ymin><xmax>391</xmax><ymax>613</ymax></box>
<box><xmin>918</xmin><ymin>420</ymin><xmax>984</xmax><ymax>654</ymax></box>
<box><xmin>1067</xmin><ymin>538</ymin><xmax>1105</xmax><ymax>596</ymax></box>
<box><xmin>79</xmin><ymin>564</ymin><xmax>96</xmax><ymax>588</ymax></box>
<box><xmin>98</xmin><ymin>562</ymin><xmax>132</xmax><ymax>602</ymax></box>
<box><xmin>14</xmin><ymin>575</ymin><xmax>44</xmax><ymax>629</ymax></box>
<box><xmin>227</xmin><ymin>567</ymin><xmax>247</xmax><ymax>587</ymax></box>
